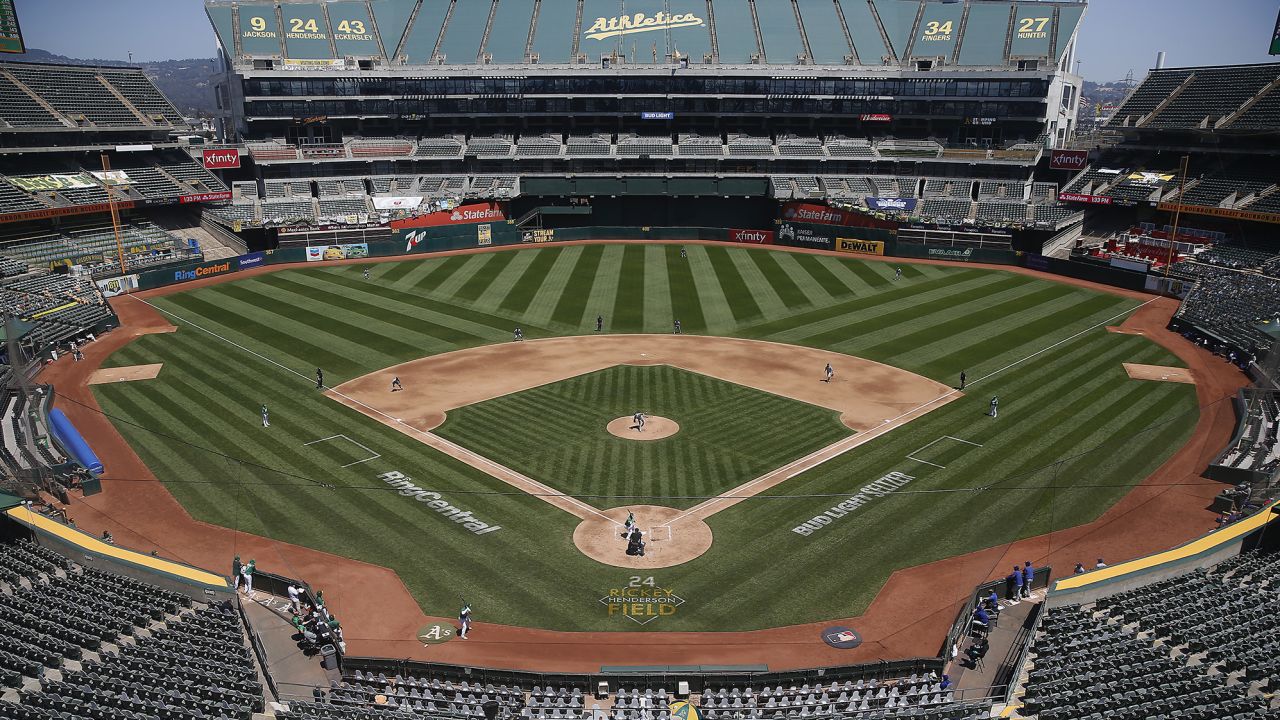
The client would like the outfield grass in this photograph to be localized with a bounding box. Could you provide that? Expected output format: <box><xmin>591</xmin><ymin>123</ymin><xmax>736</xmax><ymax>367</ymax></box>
<box><xmin>92</xmin><ymin>245</ymin><xmax>1199</xmax><ymax>631</ymax></box>
<box><xmin>435</xmin><ymin>365</ymin><xmax>851</xmax><ymax>510</ymax></box>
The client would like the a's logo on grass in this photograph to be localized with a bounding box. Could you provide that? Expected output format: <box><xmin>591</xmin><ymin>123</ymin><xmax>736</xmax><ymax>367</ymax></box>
<box><xmin>417</xmin><ymin>622</ymin><xmax>455</xmax><ymax>645</ymax></box>
<box><xmin>600</xmin><ymin>576</ymin><xmax>685</xmax><ymax>625</ymax></box>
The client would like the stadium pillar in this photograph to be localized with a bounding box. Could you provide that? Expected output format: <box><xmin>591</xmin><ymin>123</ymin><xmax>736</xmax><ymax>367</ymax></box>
<box><xmin>1164</xmin><ymin>155</ymin><xmax>1190</xmax><ymax>276</ymax></box>
<box><xmin>99</xmin><ymin>153</ymin><xmax>128</xmax><ymax>277</ymax></box>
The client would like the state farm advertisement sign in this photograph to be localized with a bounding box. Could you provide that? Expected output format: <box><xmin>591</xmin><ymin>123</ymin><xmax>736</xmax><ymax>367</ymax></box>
<box><xmin>201</xmin><ymin>149</ymin><xmax>241</xmax><ymax>170</ymax></box>
<box><xmin>179</xmin><ymin>191</ymin><xmax>233</xmax><ymax>204</ymax></box>
<box><xmin>1049</xmin><ymin>149</ymin><xmax>1089</xmax><ymax>171</ymax></box>
<box><xmin>1058</xmin><ymin>192</ymin><xmax>1113</xmax><ymax>205</ymax></box>
<box><xmin>390</xmin><ymin>202</ymin><xmax>507</xmax><ymax>230</ymax></box>
<box><xmin>728</xmin><ymin>228</ymin><xmax>774</xmax><ymax>245</ymax></box>
<box><xmin>781</xmin><ymin>202</ymin><xmax>862</xmax><ymax>227</ymax></box>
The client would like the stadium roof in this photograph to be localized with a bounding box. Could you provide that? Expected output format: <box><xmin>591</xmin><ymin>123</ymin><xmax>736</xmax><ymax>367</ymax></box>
<box><xmin>207</xmin><ymin>0</ymin><xmax>1086</xmax><ymax>70</ymax></box>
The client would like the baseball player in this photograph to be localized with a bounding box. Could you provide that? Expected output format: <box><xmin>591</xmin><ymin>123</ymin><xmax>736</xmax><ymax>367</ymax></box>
<box><xmin>596</xmin><ymin>315</ymin><xmax>604</xmax><ymax>332</ymax></box>
<box><xmin>458</xmin><ymin>602</ymin><xmax>472</xmax><ymax>639</ymax></box>
<box><xmin>824</xmin><ymin>363</ymin><xmax>834</xmax><ymax>383</ymax></box>
<box><xmin>513</xmin><ymin>326</ymin><xmax>523</xmax><ymax>341</ymax></box>
<box><xmin>621</xmin><ymin>510</ymin><xmax>636</xmax><ymax>538</ymax></box>
<box><xmin>895</xmin><ymin>266</ymin><xmax>903</xmax><ymax>280</ymax></box>
<box><xmin>959</xmin><ymin>370</ymin><xmax>966</xmax><ymax>390</ymax></box>
<box><xmin>391</xmin><ymin>376</ymin><xmax>403</xmax><ymax>392</ymax></box>
<box><xmin>316</xmin><ymin>367</ymin><xmax>324</xmax><ymax>390</ymax></box>
<box><xmin>989</xmin><ymin>396</ymin><xmax>999</xmax><ymax>418</ymax></box>
<box><xmin>363</xmin><ymin>268</ymin><xmax>370</xmax><ymax>280</ymax></box>
<box><xmin>680</xmin><ymin>246</ymin><xmax>687</xmax><ymax>259</ymax></box>
<box><xmin>673</xmin><ymin>319</ymin><xmax>681</xmax><ymax>334</ymax></box>
<box><xmin>633</xmin><ymin>412</ymin><xmax>646</xmax><ymax>432</ymax></box>
<box><xmin>260</xmin><ymin>404</ymin><xmax>270</xmax><ymax>428</ymax></box>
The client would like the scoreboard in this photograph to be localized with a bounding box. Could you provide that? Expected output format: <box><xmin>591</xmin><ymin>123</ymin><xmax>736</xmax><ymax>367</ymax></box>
<box><xmin>0</xmin><ymin>0</ymin><xmax>24</xmax><ymax>55</ymax></box>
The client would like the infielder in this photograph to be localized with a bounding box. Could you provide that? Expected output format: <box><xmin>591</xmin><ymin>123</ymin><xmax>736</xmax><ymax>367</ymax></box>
<box><xmin>824</xmin><ymin>363</ymin><xmax>834</xmax><ymax>383</ymax></box>
<box><xmin>458</xmin><ymin>602</ymin><xmax>472</xmax><ymax>639</ymax></box>
<box><xmin>596</xmin><ymin>315</ymin><xmax>604</xmax><ymax>332</ymax></box>
<box><xmin>391</xmin><ymin>376</ymin><xmax>403</xmax><ymax>392</ymax></box>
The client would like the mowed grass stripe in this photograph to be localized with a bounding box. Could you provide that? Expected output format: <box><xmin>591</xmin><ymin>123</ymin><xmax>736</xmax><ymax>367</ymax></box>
<box><xmin>611</xmin><ymin>244</ymin><xmax>647</xmax><ymax>329</ymax></box>
<box><xmin>549</xmin><ymin>244</ymin><xmax>604</xmax><ymax>328</ymax></box>
<box><xmin>740</xmin><ymin>269</ymin><xmax>990</xmax><ymax>339</ymax></box>
<box><xmin>643</xmin><ymin>245</ymin><xmax>674</xmax><ymax>333</ymax></box>
<box><xmin>859</xmin><ymin>283</ymin><xmax>1077</xmax><ymax>360</ymax></box>
<box><xmin>408</xmin><ymin>254</ymin><xmax>472</xmax><ymax>293</ymax></box>
<box><xmin>788</xmin><ymin>252</ymin><xmax>857</xmax><ymax>297</ymax></box>
<box><xmin>798</xmin><ymin>274</ymin><xmax>1033</xmax><ymax>350</ymax></box>
<box><xmin>522</xmin><ymin>246</ymin><xmax>585</xmax><ymax>328</ymax></box>
<box><xmin>917</xmin><ymin>293</ymin><xmax>1134</xmax><ymax>378</ymax></box>
<box><xmin>497</xmin><ymin>248</ymin><xmax>561</xmax><ymax>314</ymax></box>
<box><xmin>252</xmin><ymin>273</ymin><xmax>484</xmax><ymax>347</ymax></box>
<box><xmin>769</xmin><ymin>250</ymin><xmax>839</xmax><ymax>306</ymax></box>
<box><xmin>156</xmin><ymin>292</ymin><xmax>355</xmax><ymax>375</ymax></box>
<box><xmin>454</xmin><ymin>251</ymin><xmax>517</xmax><ymax>302</ymax></box>
<box><xmin>205</xmin><ymin>282</ymin><xmax>423</xmax><ymax>361</ymax></box>
<box><xmin>473</xmin><ymin>249</ymin><xmax>538</xmax><ymax>309</ymax></box>
<box><xmin>375</xmin><ymin>258</ymin><xmax>419</xmax><ymax>283</ymax></box>
<box><xmin>727</xmin><ymin>248</ymin><xmax>789</xmax><ymax>320</ymax></box>
<box><xmin>665</xmin><ymin>245</ymin><xmax>706</xmax><ymax>333</ymax></box>
<box><xmin>304</xmin><ymin>269</ymin><xmax>547</xmax><ymax>336</ymax></box>
<box><xmin>703</xmin><ymin>246</ymin><xmax>762</xmax><ymax>323</ymax></box>
<box><xmin>745</xmin><ymin>249</ymin><xmax>811</xmax><ymax>310</ymax></box>
<box><xmin>426</xmin><ymin>253</ymin><xmax>489</xmax><ymax>298</ymax></box>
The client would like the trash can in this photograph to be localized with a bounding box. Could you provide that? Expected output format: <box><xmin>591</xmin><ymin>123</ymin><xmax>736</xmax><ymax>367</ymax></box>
<box><xmin>320</xmin><ymin>644</ymin><xmax>339</xmax><ymax>671</ymax></box>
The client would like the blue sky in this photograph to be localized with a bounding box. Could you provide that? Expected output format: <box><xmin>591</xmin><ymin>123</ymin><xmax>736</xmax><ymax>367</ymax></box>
<box><xmin>11</xmin><ymin>0</ymin><xmax>1280</xmax><ymax>81</ymax></box>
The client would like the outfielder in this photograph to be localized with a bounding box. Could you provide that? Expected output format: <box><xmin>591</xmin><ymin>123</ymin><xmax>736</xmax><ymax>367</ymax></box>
<box><xmin>260</xmin><ymin>404</ymin><xmax>270</xmax><ymax>428</ymax></box>
<box><xmin>363</xmin><ymin>268</ymin><xmax>370</xmax><ymax>280</ymax></box>
<box><xmin>989</xmin><ymin>396</ymin><xmax>999</xmax><ymax>418</ymax></box>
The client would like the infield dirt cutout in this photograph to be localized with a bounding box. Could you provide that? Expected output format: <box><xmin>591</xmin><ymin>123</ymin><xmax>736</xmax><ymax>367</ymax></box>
<box><xmin>87</xmin><ymin>364</ymin><xmax>164</xmax><ymax>385</ymax></box>
<box><xmin>606</xmin><ymin>415</ymin><xmax>680</xmax><ymax>440</ymax></box>
<box><xmin>329</xmin><ymin>335</ymin><xmax>957</xmax><ymax>568</ymax></box>
<box><xmin>1123</xmin><ymin>363</ymin><xmax>1195</xmax><ymax>384</ymax></box>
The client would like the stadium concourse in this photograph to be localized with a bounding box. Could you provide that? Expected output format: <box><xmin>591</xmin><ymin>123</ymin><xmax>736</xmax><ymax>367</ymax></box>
<box><xmin>39</xmin><ymin>243</ymin><xmax>1249</xmax><ymax>673</ymax></box>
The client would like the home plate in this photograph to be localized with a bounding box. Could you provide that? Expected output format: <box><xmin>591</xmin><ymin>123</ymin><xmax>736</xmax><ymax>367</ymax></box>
<box><xmin>1123</xmin><ymin>363</ymin><xmax>1194</xmax><ymax>384</ymax></box>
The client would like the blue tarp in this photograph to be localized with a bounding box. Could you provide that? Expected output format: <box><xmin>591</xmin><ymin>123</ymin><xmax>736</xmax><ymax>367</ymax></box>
<box><xmin>47</xmin><ymin>408</ymin><xmax>103</xmax><ymax>475</ymax></box>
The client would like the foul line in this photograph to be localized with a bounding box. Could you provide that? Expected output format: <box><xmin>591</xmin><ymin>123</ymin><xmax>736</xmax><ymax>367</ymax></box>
<box><xmin>658</xmin><ymin>297</ymin><xmax>1158</xmax><ymax>529</ymax></box>
<box><xmin>133</xmin><ymin>296</ymin><xmax>616</xmax><ymax>526</ymax></box>
<box><xmin>906</xmin><ymin>435</ymin><xmax>984</xmax><ymax>470</ymax></box>
<box><xmin>304</xmin><ymin>434</ymin><xmax>382</xmax><ymax>468</ymax></box>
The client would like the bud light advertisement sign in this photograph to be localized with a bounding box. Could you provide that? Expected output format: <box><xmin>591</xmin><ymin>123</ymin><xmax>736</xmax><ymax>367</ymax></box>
<box><xmin>864</xmin><ymin>197</ymin><xmax>917</xmax><ymax>213</ymax></box>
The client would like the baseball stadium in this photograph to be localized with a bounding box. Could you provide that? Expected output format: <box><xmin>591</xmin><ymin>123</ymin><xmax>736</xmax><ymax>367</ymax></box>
<box><xmin>0</xmin><ymin>1</ymin><xmax>1277</xmax><ymax>719</ymax></box>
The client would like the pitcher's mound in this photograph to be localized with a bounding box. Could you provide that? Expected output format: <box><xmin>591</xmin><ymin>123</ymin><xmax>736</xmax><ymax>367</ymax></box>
<box><xmin>607</xmin><ymin>415</ymin><xmax>679</xmax><ymax>440</ymax></box>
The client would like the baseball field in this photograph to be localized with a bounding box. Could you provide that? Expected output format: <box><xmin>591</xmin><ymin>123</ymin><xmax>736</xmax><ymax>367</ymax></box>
<box><xmin>89</xmin><ymin>243</ymin><xmax>1199</xmax><ymax>632</ymax></box>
